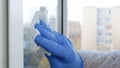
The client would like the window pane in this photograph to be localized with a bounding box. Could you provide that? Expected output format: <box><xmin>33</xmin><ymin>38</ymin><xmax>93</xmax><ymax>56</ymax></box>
<box><xmin>68</xmin><ymin>0</ymin><xmax>120</xmax><ymax>51</ymax></box>
<box><xmin>23</xmin><ymin>0</ymin><xmax>58</xmax><ymax>68</ymax></box>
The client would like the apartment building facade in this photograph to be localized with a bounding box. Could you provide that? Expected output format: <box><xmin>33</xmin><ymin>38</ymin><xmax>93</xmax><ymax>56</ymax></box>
<box><xmin>81</xmin><ymin>7</ymin><xmax>120</xmax><ymax>50</ymax></box>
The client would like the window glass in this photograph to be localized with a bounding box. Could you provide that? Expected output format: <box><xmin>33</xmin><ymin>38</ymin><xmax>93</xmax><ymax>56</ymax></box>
<box><xmin>68</xmin><ymin>0</ymin><xmax>120</xmax><ymax>51</ymax></box>
<box><xmin>23</xmin><ymin>0</ymin><xmax>58</xmax><ymax>68</ymax></box>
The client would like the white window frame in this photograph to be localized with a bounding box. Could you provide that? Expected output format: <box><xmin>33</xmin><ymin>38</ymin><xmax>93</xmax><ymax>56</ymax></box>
<box><xmin>8</xmin><ymin>0</ymin><xmax>68</xmax><ymax>68</ymax></box>
<box><xmin>0</xmin><ymin>0</ymin><xmax>8</xmax><ymax>68</ymax></box>
<box><xmin>8</xmin><ymin>0</ymin><xmax>23</xmax><ymax>68</ymax></box>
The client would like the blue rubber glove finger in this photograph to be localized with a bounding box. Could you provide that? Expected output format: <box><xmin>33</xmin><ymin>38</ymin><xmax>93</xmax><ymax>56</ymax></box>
<box><xmin>34</xmin><ymin>35</ymin><xmax>67</xmax><ymax>58</ymax></box>
<box><xmin>35</xmin><ymin>23</ymin><xmax>55</xmax><ymax>39</ymax></box>
<box><xmin>34</xmin><ymin>24</ymin><xmax>63</xmax><ymax>44</ymax></box>
<box><xmin>39</xmin><ymin>20</ymin><xmax>52</xmax><ymax>32</ymax></box>
<box><xmin>53</xmin><ymin>31</ymin><xmax>64</xmax><ymax>45</ymax></box>
<box><xmin>61</xmin><ymin>35</ymin><xmax>74</xmax><ymax>48</ymax></box>
<box><xmin>38</xmin><ymin>20</ymin><xmax>64</xmax><ymax>44</ymax></box>
<box><xmin>35</xmin><ymin>24</ymin><xmax>62</xmax><ymax>44</ymax></box>
<box><xmin>53</xmin><ymin>31</ymin><xmax>73</xmax><ymax>47</ymax></box>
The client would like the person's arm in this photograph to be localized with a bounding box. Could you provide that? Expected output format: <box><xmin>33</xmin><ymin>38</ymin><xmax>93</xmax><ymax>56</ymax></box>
<box><xmin>78</xmin><ymin>50</ymin><xmax>120</xmax><ymax>68</ymax></box>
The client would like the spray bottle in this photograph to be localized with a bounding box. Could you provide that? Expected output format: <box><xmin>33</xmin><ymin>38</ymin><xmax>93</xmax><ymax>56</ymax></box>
<box><xmin>30</xmin><ymin>7</ymin><xmax>51</xmax><ymax>56</ymax></box>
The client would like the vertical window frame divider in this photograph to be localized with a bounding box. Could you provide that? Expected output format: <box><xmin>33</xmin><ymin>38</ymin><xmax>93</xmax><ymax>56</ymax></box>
<box><xmin>58</xmin><ymin>0</ymin><xmax>68</xmax><ymax>36</ymax></box>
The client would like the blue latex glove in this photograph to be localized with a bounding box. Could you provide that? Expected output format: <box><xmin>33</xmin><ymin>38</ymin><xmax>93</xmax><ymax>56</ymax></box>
<box><xmin>34</xmin><ymin>20</ymin><xmax>84</xmax><ymax>68</ymax></box>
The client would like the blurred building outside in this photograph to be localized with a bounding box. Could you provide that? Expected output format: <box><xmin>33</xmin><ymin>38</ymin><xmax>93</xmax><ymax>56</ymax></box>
<box><xmin>81</xmin><ymin>6</ymin><xmax>120</xmax><ymax>51</ymax></box>
<box><xmin>68</xmin><ymin>21</ymin><xmax>81</xmax><ymax>51</ymax></box>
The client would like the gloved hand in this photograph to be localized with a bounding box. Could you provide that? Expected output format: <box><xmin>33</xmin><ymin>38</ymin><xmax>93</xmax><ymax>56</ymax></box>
<box><xmin>34</xmin><ymin>20</ymin><xmax>84</xmax><ymax>68</ymax></box>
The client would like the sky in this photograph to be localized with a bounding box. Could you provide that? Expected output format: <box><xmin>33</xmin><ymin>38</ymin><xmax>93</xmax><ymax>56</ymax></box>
<box><xmin>23</xmin><ymin>0</ymin><xmax>120</xmax><ymax>24</ymax></box>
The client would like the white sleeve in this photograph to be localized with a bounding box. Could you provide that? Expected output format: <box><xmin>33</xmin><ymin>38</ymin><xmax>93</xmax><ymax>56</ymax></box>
<box><xmin>78</xmin><ymin>50</ymin><xmax>120</xmax><ymax>68</ymax></box>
